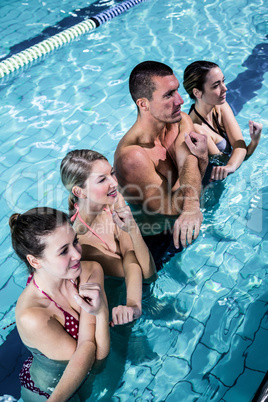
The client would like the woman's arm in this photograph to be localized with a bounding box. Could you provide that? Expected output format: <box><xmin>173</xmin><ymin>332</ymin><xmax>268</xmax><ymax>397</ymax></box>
<box><xmin>210</xmin><ymin>102</ymin><xmax>247</xmax><ymax>181</ymax></box>
<box><xmin>48</xmin><ymin>276</ymin><xmax>109</xmax><ymax>401</ymax></box>
<box><xmin>17</xmin><ymin>304</ymin><xmax>96</xmax><ymax>402</ymax></box>
<box><xmin>78</xmin><ymin>261</ymin><xmax>110</xmax><ymax>361</ymax></box>
<box><xmin>247</xmin><ymin>120</ymin><xmax>262</xmax><ymax>156</ymax></box>
<box><xmin>111</xmin><ymin>248</ymin><xmax>143</xmax><ymax>326</ymax></box>
<box><xmin>110</xmin><ymin>209</ymin><xmax>144</xmax><ymax>326</ymax></box>
<box><xmin>48</xmin><ymin>319</ymin><xmax>96</xmax><ymax>402</ymax></box>
<box><xmin>112</xmin><ymin>204</ymin><xmax>156</xmax><ymax>280</ymax></box>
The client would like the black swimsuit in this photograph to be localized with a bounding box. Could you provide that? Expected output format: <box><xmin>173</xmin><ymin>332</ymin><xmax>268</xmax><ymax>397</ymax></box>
<box><xmin>190</xmin><ymin>105</ymin><xmax>232</xmax><ymax>155</ymax></box>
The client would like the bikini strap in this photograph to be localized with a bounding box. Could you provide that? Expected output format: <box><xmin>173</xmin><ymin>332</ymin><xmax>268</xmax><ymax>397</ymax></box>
<box><xmin>103</xmin><ymin>206</ymin><xmax>112</xmax><ymax>215</ymax></box>
<box><xmin>212</xmin><ymin>108</ymin><xmax>228</xmax><ymax>139</ymax></box>
<box><xmin>71</xmin><ymin>203</ymin><xmax>111</xmax><ymax>250</ymax></box>
<box><xmin>192</xmin><ymin>106</ymin><xmax>219</xmax><ymax>135</ymax></box>
<box><xmin>188</xmin><ymin>104</ymin><xmax>195</xmax><ymax>114</ymax></box>
<box><xmin>192</xmin><ymin>104</ymin><xmax>228</xmax><ymax>142</ymax></box>
<box><xmin>26</xmin><ymin>273</ymin><xmax>34</xmax><ymax>286</ymax></box>
<box><xmin>32</xmin><ymin>277</ymin><xmax>65</xmax><ymax>313</ymax></box>
<box><xmin>70</xmin><ymin>203</ymin><xmax>79</xmax><ymax>222</ymax></box>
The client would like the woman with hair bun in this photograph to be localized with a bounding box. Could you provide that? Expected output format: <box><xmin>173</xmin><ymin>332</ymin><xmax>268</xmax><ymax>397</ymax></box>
<box><xmin>60</xmin><ymin>150</ymin><xmax>156</xmax><ymax>327</ymax></box>
<box><xmin>10</xmin><ymin>207</ymin><xmax>110</xmax><ymax>401</ymax></box>
<box><xmin>183</xmin><ymin>60</ymin><xmax>262</xmax><ymax>181</ymax></box>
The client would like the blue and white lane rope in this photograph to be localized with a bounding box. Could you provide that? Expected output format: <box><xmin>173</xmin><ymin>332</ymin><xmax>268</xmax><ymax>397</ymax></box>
<box><xmin>0</xmin><ymin>0</ymin><xmax>148</xmax><ymax>79</ymax></box>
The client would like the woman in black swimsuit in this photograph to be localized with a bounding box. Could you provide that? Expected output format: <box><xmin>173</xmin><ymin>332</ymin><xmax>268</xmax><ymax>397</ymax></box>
<box><xmin>10</xmin><ymin>207</ymin><xmax>110</xmax><ymax>401</ymax></box>
<box><xmin>183</xmin><ymin>61</ymin><xmax>262</xmax><ymax>181</ymax></box>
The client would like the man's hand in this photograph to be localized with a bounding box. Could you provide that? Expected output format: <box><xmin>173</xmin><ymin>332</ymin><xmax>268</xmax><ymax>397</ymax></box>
<box><xmin>184</xmin><ymin>132</ymin><xmax>208</xmax><ymax>160</ymax></box>
<box><xmin>173</xmin><ymin>209</ymin><xmax>203</xmax><ymax>248</ymax></box>
<box><xmin>184</xmin><ymin>132</ymin><xmax>208</xmax><ymax>177</ymax></box>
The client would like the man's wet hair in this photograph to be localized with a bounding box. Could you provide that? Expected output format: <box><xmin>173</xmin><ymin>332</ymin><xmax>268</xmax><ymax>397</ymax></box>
<box><xmin>129</xmin><ymin>61</ymin><xmax>173</xmax><ymax>104</ymax></box>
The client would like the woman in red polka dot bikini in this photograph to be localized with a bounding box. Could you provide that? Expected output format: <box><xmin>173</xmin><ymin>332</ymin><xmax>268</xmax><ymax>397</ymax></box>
<box><xmin>9</xmin><ymin>207</ymin><xmax>110</xmax><ymax>401</ymax></box>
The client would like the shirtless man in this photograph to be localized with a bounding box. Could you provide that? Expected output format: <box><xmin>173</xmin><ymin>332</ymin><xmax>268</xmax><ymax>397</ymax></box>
<box><xmin>114</xmin><ymin>61</ymin><xmax>208</xmax><ymax>257</ymax></box>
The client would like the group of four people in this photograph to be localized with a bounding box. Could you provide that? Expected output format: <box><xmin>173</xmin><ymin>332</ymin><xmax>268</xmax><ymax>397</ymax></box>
<box><xmin>10</xmin><ymin>60</ymin><xmax>262</xmax><ymax>400</ymax></box>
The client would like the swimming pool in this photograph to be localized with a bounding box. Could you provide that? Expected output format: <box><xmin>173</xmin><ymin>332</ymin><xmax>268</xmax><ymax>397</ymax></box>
<box><xmin>0</xmin><ymin>0</ymin><xmax>267</xmax><ymax>400</ymax></box>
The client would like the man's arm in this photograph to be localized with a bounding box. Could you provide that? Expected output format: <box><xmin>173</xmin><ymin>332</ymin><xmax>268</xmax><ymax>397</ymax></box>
<box><xmin>171</xmin><ymin>128</ymin><xmax>208</xmax><ymax>248</ymax></box>
<box><xmin>115</xmin><ymin>146</ymin><xmax>184</xmax><ymax>214</ymax></box>
<box><xmin>174</xmin><ymin>112</ymin><xmax>208</xmax><ymax>178</ymax></box>
<box><xmin>172</xmin><ymin>152</ymin><xmax>203</xmax><ymax>248</ymax></box>
<box><xmin>115</xmin><ymin>145</ymin><xmax>201</xmax><ymax>247</ymax></box>
<box><xmin>184</xmin><ymin>131</ymin><xmax>209</xmax><ymax>178</ymax></box>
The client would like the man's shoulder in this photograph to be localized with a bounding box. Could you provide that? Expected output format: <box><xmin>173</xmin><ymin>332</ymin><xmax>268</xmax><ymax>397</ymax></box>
<box><xmin>115</xmin><ymin>142</ymin><xmax>150</xmax><ymax>171</ymax></box>
<box><xmin>114</xmin><ymin>128</ymin><xmax>153</xmax><ymax>188</ymax></box>
<box><xmin>114</xmin><ymin>123</ymin><xmax>149</xmax><ymax>166</ymax></box>
<box><xmin>180</xmin><ymin>111</ymin><xmax>194</xmax><ymax>127</ymax></box>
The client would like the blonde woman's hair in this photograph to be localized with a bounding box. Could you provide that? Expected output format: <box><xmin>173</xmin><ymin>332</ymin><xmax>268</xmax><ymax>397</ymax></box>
<box><xmin>60</xmin><ymin>149</ymin><xmax>107</xmax><ymax>216</ymax></box>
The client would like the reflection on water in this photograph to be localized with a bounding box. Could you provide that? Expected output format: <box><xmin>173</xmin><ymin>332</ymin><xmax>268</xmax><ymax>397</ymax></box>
<box><xmin>0</xmin><ymin>0</ymin><xmax>267</xmax><ymax>400</ymax></box>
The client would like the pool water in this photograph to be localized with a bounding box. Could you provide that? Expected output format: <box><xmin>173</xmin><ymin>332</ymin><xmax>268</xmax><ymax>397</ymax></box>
<box><xmin>0</xmin><ymin>0</ymin><xmax>267</xmax><ymax>401</ymax></box>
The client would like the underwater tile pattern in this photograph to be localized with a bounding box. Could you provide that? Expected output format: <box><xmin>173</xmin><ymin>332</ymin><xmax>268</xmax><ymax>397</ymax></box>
<box><xmin>0</xmin><ymin>0</ymin><xmax>267</xmax><ymax>400</ymax></box>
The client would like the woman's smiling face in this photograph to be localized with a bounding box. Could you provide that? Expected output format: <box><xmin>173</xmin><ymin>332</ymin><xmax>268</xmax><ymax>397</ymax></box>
<box><xmin>32</xmin><ymin>223</ymin><xmax>82</xmax><ymax>280</ymax></box>
<box><xmin>83</xmin><ymin>159</ymin><xmax>118</xmax><ymax>206</ymax></box>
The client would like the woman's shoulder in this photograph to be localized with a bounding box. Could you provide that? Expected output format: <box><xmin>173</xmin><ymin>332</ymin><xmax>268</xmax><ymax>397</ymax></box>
<box><xmin>215</xmin><ymin>102</ymin><xmax>233</xmax><ymax>117</ymax></box>
<box><xmin>214</xmin><ymin>102</ymin><xmax>236</xmax><ymax>129</ymax></box>
<box><xmin>192</xmin><ymin>122</ymin><xmax>204</xmax><ymax>133</ymax></box>
<box><xmin>187</xmin><ymin>104</ymin><xmax>198</xmax><ymax>123</ymax></box>
<box><xmin>16</xmin><ymin>281</ymin><xmax>53</xmax><ymax>317</ymax></box>
<box><xmin>16</xmin><ymin>290</ymin><xmax>52</xmax><ymax>340</ymax></box>
<box><xmin>80</xmin><ymin>260</ymin><xmax>104</xmax><ymax>283</ymax></box>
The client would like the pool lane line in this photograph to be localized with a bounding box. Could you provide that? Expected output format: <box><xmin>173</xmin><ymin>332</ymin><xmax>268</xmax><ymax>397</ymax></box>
<box><xmin>0</xmin><ymin>0</ymin><xmax>149</xmax><ymax>79</ymax></box>
<box><xmin>0</xmin><ymin>0</ymin><xmax>125</xmax><ymax>60</ymax></box>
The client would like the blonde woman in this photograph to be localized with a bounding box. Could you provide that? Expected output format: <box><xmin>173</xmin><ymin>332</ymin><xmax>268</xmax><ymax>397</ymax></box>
<box><xmin>60</xmin><ymin>150</ymin><xmax>156</xmax><ymax>327</ymax></box>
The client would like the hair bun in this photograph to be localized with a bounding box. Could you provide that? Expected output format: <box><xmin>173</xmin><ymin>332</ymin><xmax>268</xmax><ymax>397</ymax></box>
<box><xmin>9</xmin><ymin>213</ymin><xmax>20</xmax><ymax>229</ymax></box>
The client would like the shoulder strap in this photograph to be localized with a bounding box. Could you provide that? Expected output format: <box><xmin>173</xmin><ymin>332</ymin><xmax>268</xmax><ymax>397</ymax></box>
<box><xmin>212</xmin><ymin>108</ymin><xmax>227</xmax><ymax>139</ymax></box>
<box><xmin>192</xmin><ymin>106</ymin><xmax>219</xmax><ymax>135</ymax></box>
<box><xmin>188</xmin><ymin>104</ymin><xmax>195</xmax><ymax>115</ymax></box>
<box><xmin>32</xmin><ymin>277</ymin><xmax>65</xmax><ymax>313</ymax></box>
<box><xmin>71</xmin><ymin>203</ymin><xmax>111</xmax><ymax>251</ymax></box>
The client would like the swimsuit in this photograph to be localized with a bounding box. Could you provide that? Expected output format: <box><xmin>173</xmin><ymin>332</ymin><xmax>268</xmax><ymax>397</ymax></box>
<box><xmin>215</xmin><ymin>137</ymin><xmax>231</xmax><ymax>154</ymax></box>
<box><xmin>71</xmin><ymin>203</ymin><xmax>112</xmax><ymax>251</ymax></box>
<box><xmin>20</xmin><ymin>275</ymin><xmax>79</xmax><ymax>399</ymax></box>
<box><xmin>190</xmin><ymin>105</ymin><xmax>232</xmax><ymax>155</ymax></box>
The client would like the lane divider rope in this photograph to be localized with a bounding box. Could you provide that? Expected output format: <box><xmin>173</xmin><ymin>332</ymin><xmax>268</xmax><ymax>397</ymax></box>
<box><xmin>0</xmin><ymin>0</ymin><xmax>148</xmax><ymax>79</ymax></box>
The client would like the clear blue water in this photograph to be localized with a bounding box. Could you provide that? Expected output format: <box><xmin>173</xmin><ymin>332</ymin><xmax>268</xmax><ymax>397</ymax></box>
<box><xmin>0</xmin><ymin>0</ymin><xmax>267</xmax><ymax>401</ymax></box>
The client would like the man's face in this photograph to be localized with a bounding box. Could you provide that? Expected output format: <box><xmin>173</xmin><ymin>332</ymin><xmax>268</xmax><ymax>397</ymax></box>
<box><xmin>148</xmin><ymin>74</ymin><xmax>184</xmax><ymax>124</ymax></box>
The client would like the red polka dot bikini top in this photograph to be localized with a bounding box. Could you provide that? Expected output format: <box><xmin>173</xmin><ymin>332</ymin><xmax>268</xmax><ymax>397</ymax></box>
<box><xmin>27</xmin><ymin>274</ymin><xmax>79</xmax><ymax>340</ymax></box>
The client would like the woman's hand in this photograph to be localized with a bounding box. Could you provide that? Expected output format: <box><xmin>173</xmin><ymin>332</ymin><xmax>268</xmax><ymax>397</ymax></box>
<box><xmin>210</xmin><ymin>164</ymin><xmax>236</xmax><ymax>181</ymax></box>
<box><xmin>249</xmin><ymin>120</ymin><xmax>262</xmax><ymax>142</ymax></box>
<box><xmin>112</xmin><ymin>206</ymin><xmax>136</xmax><ymax>233</ymax></box>
<box><xmin>110</xmin><ymin>305</ymin><xmax>141</xmax><ymax>327</ymax></box>
<box><xmin>74</xmin><ymin>283</ymin><xmax>107</xmax><ymax>315</ymax></box>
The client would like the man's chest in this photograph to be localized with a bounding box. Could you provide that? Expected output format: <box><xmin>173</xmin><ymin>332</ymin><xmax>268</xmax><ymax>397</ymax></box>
<box><xmin>144</xmin><ymin>144</ymin><xmax>178</xmax><ymax>184</ymax></box>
